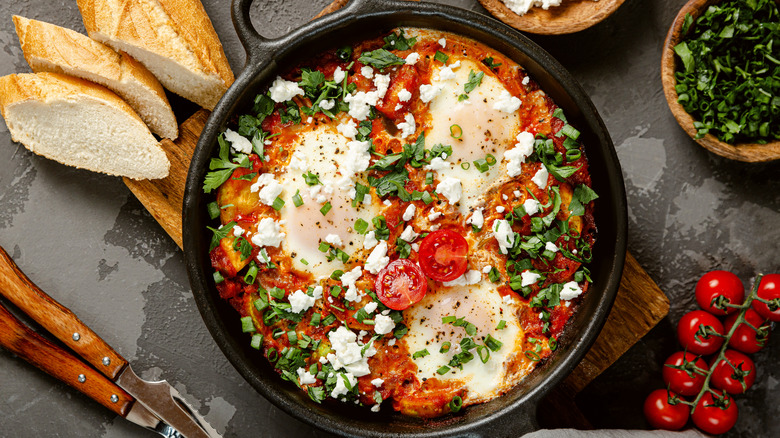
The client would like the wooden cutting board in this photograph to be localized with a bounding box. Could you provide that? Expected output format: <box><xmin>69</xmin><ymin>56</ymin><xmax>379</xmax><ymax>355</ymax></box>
<box><xmin>124</xmin><ymin>109</ymin><xmax>669</xmax><ymax>428</ymax></box>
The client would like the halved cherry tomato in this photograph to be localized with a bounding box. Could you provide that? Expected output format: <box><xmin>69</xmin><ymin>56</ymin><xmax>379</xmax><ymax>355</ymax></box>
<box><xmin>662</xmin><ymin>352</ymin><xmax>707</xmax><ymax>396</ymax></box>
<box><xmin>724</xmin><ymin>308</ymin><xmax>770</xmax><ymax>354</ymax></box>
<box><xmin>643</xmin><ymin>389</ymin><xmax>690</xmax><ymax>431</ymax></box>
<box><xmin>695</xmin><ymin>270</ymin><xmax>744</xmax><ymax>316</ymax></box>
<box><xmin>691</xmin><ymin>389</ymin><xmax>738</xmax><ymax>435</ymax></box>
<box><xmin>417</xmin><ymin>230</ymin><xmax>469</xmax><ymax>282</ymax></box>
<box><xmin>752</xmin><ymin>273</ymin><xmax>780</xmax><ymax>321</ymax></box>
<box><xmin>375</xmin><ymin>259</ymin><xmax>427</xmax><ymax>310</ymax></box>
<box><xmin>677</xmin><ymin>310</ymin><xmax>725</xmax><ymax>355</ymax></box>
<box><xmin>710</xmin><ymin>349</ymin><xmax>756</xmax><ymax>395</ymax></box>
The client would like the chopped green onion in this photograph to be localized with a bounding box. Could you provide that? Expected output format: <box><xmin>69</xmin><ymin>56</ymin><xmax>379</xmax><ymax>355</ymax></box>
<box><xmin>300</xmin><ymin>258</ymin><xmax>309</xmax><ymax>265</ymax></box>
<box><xmin>320</xmin><ymin>202</ymin><xmax>332</xmax><ymax>215</ymax></box>
<box><xmin>485</xmin><ymin>335</ymin><xmax>503</xmax><ymax>352</ymax></box>
<box><xmin>354</xmin><ymin>218</ymin><xmax>369</xmax><ymax>234</ymax></box>
<box><xmin>272</xmin><ymin>196</ymin><xmax>285</xmax><ymax>211</ymax></box>
<box><xmin>330</xmin><ymin>270</ymin><xmax>344</xmax><ymax>281</ymax></box>
<box><xmin>207</xmin><ymin>202</ymin><xmax>220</xmax><ymax>219</ymax></box>
<box><xmin>250</xmin><ymin>333</ymin><xmax>263</xmax><ymax>350</ymax></box>
<box><xmin>292</xmin><ymin>190</ymin><xmax>303</xmax><ymax>207</ymax></box>
<box><xmin>244</xmin><ymin>261</ymin><xmax>259</xmax><ymax>285</ymax></box>
<box><xmin>213</xmin><ymin>271</ymin><xmax>224</xmax><ymax>284</ymax></box>
<box><xmin>440</xmin><ymin>342</ymin><xmax>451</xmax><ymax>353</ymax></box>
<box><xmin>310</xmin><ymin>313</ymin><xmax>321</xmax><ymax>326</ymax></box>
<box><xmin>438</xmin><ymin>365</ymin><xmax>451</xmax><ymax>375</ymax></box>
<box><xmin>412</xmin><ymin>349</ymin><xmax>430</xmax><ymax>359</ymax></box>
<box><xmin>450</xmin><ymin>124</ymin><xmax>462</xmax><ymax>139</ymax></box>
<box><xmin>559</xmin><ymin>124</ymin><xmax>580</xmax><ymax>140</ymax></box>
<box><xmin>460</xmin><ymin>162</ymin><xmax>470</xmax><ymax>170</ymax></box>
<box><xmin>495</xmin><ymin>320</ymin><xmax>506</xmax><ymax>330</ymax></box>
<box><xmin>241</xmin><ymin>316</ymin><xmax>255</xmax><ymax>333</ymax></box>
<box><xmin>434</xmin><ymin>51</ymin><xmax>449</xmax><ymax>63</ymax></box>
<box><xmin>449</xmin><ymin>395</ymin><xmax>462</xmax><ymax>412</ymax></box>
<box><xmin>477</xmin><ymin>345</ymin><xmax>490</xmax><ymax>363</ymax></box>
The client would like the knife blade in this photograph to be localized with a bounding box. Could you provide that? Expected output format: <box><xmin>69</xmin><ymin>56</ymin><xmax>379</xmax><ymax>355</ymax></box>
<box><xmin>0</xmin><ymin>246</ymin><xmax>221</xmax><ymax>438</ymax></box>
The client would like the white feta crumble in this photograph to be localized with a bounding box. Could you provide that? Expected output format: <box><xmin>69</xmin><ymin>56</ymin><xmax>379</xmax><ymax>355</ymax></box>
<box><xmin>400</xmin><ymin>225</ymin><xmax>418</xmax><ymax>242</ymax></box>
<box><xmin>333</xmin><ymin>66</ymin><xmax>345</xmax><ymax>83</ymax></box>
<box><xmin>560</xmin><ymin>281</ymin><xmax>583</xmax><ymax>301</ymax></box>
<box><xmin>402</xmin><ymin>204</ymin><xmax>416</xmax><ymax>221</ymax></box>
<box><xmin>223</xmin><ymin>129</ymin><xmax>252</xmax><ymax>154</ymax></box>
<box><xmin>308</xmin><ymin>185</ymin><xmax>328</xmax><ymax>204</ymax></box>
<box><xmin>436</xmin><ymin>177</ymin><xmax>462</xmax><ymax>204</ymax></box>
<box><xmin>496</xmin><ymin>206</ymin><xmax>506</xmax><ymax>213</ymax></box>
<box><xmin>502</xmin><ymin>194</ymin><xmax>509</xmax><ymax>200</ymax></box>
<box><xmin>363</xmin><ymin>231</ymin><xmax>378</xmax><ymax>249</ymax></box>
<box><xmin>374</xmin><ymin>74</ymin><xmax>391</xmax><ymax>98</ymax></box>
<box><xmin>492</xmin><ymin>90</ymin><xmax>522</xmax><ymax>113</ymax></box>
<box><xmin>438</xmin><ymin>38</ymin><xmax>447</xmax><ymax>47</ymax></box>
<box><xmin>343</xmin><ymin>140</ymin><xmax>372</xmax><ymax>176</ymax></box>
<box><xmin>398</xmin><ymin>88</ymin><xmax>412</xmax><ymax>102</ymax></box>
<box><xmin>466</xmin><ymin>208</ymin><xmax>484</xmax><ymax>229</ymax></box>
<box><xmin>319</xmin><ymin>356</ymin><xmax>328</xmax><ymax>364</ymax></box>
<box><xmin>504</xmin><ymin>131</ymin><xmax>535</xmax><ymax>177</ymax></box>
<box><xmin>419</xmin><ymin>83</ymin><xmax>444</xmax><ymax>103</ymax></box>
<box><xmin>532</xmin><ymin>164</ymin><xmax>549</xmax><ymax>189</ymax></box>
<box><xmin>383</xmin><ymin>199</ymin><xmax>392</xmax><ymax>206</ymax></box>
<box><xmin>503</xmin><ymin>293</ymin><xmax>515</xmax><ymax>304</ymax></box>
<box><xmin>344</xmin><ymin>91</ymin><xmax>378</xmax><ymax>120</ymax></box>
<box><xmin>523</xmin><ymin>198</ymin><xmax>540</xmax><ymax>216</ymax></box>
<box><xmin>320</xmin><ymin>99</ymin><xmax>335</xmax><ymax>110</ymax></box>
<box><xmin>482</xmin><ymin>265</ymin><xmax>493</xmax><ymax>274</ymax></box>
<box><xmin>411</xmin><ymin>243</ymin><xmax>420</xmax><ymax>252</ymax></box>
<box><xmin>232</xmin><ymin>225</ymin><xmax>245</xmax><ymax>237</ymax></box>
<box><xmin>396</xmin><ymin>113</ymin><xmax>416</xmax><ymax>138</ymax></box>
<box><xmin>428</xmin><ymin>210</ymin><xmax>443</xmax><ymax>221</ymax></box>
<box><xmin>325</xmin><ymin>233</ymin><xmax>343</xmax><ymax>247</ymax></box>
<box><xmin>405</xmin><ymin>52</ymin><xmax>420</xmax><ymax>65</ymax></box>
<box><xmin>312</xmin><ymin>286</ymin><xmax>323</xmax><ymax>299</ymax></box>
<box><xmin>289</xmin><ymin>289</ymin><xmax>315</xmax><ymax>313</ymax></box>
<box><xmin>443</xmin><ymin>270</ymin><xmax>482</xmax><ymax>287</ymax></box>
<box><xmin>297</xmin><ymin>367</ymin><xmax>318</xmax><ymax>385</ymax></box>
<box><xmin>331</xmin><ymin>372</ymin><xmax>358</xmax><ymax>398</ymax></box>
<box><xmin>371</xmin><ymin>378</ymin><xmax>385</xmax><ymax>387</ymax></box>
<box><xmin>337</xmin><ymin>119</ymin><xmax>358</xmax><ymax>139</ymax></box>
<box><xmin>514</xmin><ymin>190</ymin><xmax>522</xmax><ymax>197</ymax></box>
<box><xmin>269</xmin><ymin>76</ymin><xmax>304</xmax><ymax>102</ymax></box>
<box><xmin>341</xmin><ymin>267</ymin><xmax>363</xmax><ymax>302</ymax></box>
<box><xmin>365</xmin><ymin>241</ymin><xmax>390</xmax><ymax>274</ymax></box>
<box><xmin>257</xmin><ymin>179</ymin><xmax>283</xmax><ymax>206</ymax></box>
<box><xmin>425</xmin><ymin>156</ymin><xmax>451</xmax><ymax>171</ymax></box>
<box><xmin>521</xmin><ymin>270</ymin><xmax>541</xmax><ymax>287</ymax></box>
<box><xmin>364</xmin><ymin>301</ymin><xmax>378</xmax><ymax>314</ymax></box>
<box><xmin>288</xmin><ymin>148</ymin><xmax>308</xmax><ymax>171</ymax></box>
<box><xmin>522</xmin><ymin>76</ymin><xmax>531</xmax><ymax>85</ymax></box>
<box><xmin>493</xmin><ymin>219</ymin><xmax>515</xmax><ymax>254</ymax></box>
<box><xmin>327</xmin><ymin>326</ymin><xmax>376</xmax><ymax>377</ymax></box>
<box><xmin>251</xmin><ymin>217</ymin><xmax>285</xmax><ymax>248</ymax></box>
<box><xmin>360</xmin><ymin>65</ymin><xmax>374</xmax><ymax>79</ymax></box>
<box><xmin>388</xmin><ymin>338</ymin><xmax>396</xmax><ymax>346</ymax></box>
<box><xmin>545</xmin><ymin>241</ymin><xmax>559</xmax><ymax>253</ymax></box>
<box><xmin>374</xmin><ymin>314</ymin><xmax>396</xmax><ymax>335</ymax></box>
<box><xmin>437</xmin><ymin>60</ymin><xmax>461</xmax><ymax>81</ymax></box>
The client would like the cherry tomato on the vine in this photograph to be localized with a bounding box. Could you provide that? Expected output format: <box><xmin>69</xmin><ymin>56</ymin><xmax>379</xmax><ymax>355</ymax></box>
<box><xmin>752</xmin><ymin>273</ymin><xmax>780</xmax><ymax>322</ymax></box>
<box><xmin>643</xmin><ymin>389</ymin><xmax>690</xmax><ymax>431</ymax></box>
<box><xmin>677</xmin><ymin>310</ymin><xmax>725</xmax><ymax>355</ymax></box>
<box><xmin>724</xmin><ymin>308</ymin><xmax>770</xmax><ymax>354</ymax></box>
<box><xmin>375</xmin><ymin>259</ymin><xmax>427</xmax><ymax>310</ymax></box>
<box><xmin>710</xmin><ymin>349</ymin><xmax>756</xmax><ymax>395</ymax></box>
<box><xmin>695</xmin><ymin>270</ymin><xmax>744</xmax><ymax>316</ymax></box>
<box><xmin>662</xmin><ymin>351</ymin><xmax>707</xmax><ymax>396</ymax></box>
<box><xmin>691</xmin><ymin>389</ymin><xmax>738</xmax><ymax>435</ymax></box>
<box><xmin>417</xmin><ymin>229</ymin><xmax>469</xmax><ymax>282</ymax></box>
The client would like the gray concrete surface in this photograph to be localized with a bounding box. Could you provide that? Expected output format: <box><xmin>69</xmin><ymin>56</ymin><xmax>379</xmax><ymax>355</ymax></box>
<box><xmin>0</xmin><ymin>0</ymin><xmax>777</xmax><ymax>437</ymax></box>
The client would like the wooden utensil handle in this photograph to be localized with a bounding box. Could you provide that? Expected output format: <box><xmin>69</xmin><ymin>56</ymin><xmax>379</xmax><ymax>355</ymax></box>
<box><xmin>0</xmin><ymin>302</ymin><xmax>134</xmax><ymax>416</ymax></box>
<box><xmin>0</xmin><ymin>246</ymin><xmax>127</xmax><ymax>379</ymax></box>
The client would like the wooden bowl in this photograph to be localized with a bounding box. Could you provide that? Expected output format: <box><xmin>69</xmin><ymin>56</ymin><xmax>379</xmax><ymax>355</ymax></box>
<box><xmin>661</xmin><ymin>0</ymin><xmax>780</xmax><ymax>162</ymax></box>
<box><xmin>478</xmin><ymin>0</ymin><xmax>627</xmax><ymax>35</ymax></box>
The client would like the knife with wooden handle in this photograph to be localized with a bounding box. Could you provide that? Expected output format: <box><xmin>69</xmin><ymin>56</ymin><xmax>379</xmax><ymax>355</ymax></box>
<box><xmin>0</xmin><ymin>246</ymin><xmax>221</xmax><ymax>438</ymax></box>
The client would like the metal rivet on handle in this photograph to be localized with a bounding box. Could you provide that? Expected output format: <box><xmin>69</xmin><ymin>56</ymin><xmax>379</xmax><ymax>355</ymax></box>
<box><xmin>77</xmin><ymin>374</ymin><xmax>86</xmax><ymax>383</ymax></box>
<box><xmin>102</xmin><ymin>357</ymin><xmax>111</xmax><ymax>366</ymax></box>
<box><xmin>72</xmin><ymin>333</ymin><xmax>80</xmax><ymax>341</ymax></box>
<box><xmin>110</xmin><ymin>395</ymin><xmax>118</xmax><ymax>403</ymax></box>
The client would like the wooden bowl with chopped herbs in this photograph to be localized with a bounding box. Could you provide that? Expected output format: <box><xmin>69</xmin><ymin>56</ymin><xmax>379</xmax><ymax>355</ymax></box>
<box><xmin>478</xmin><ymin>0</ymin><xmax>627</xmax><ymax>35</ymax></box>
<box><xmin>662</xmin><ymin>0</ymin><xmax>780</xmax><ymax>162</ymax></box>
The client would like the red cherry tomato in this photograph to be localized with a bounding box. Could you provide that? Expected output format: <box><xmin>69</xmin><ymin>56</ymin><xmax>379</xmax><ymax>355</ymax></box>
<box><xmin>643</xmin><ymin>389</ymin><xmax>690</xmax><ymax>431</ymax></box>
<box><xmin>417</xmin><ymin>230</ymin><xmax>469</xmax><ymax>282</ymax></box>
<box><xmin>695</xmin><ymin>270</ymin><xmax>744</xmax><ymax>316</ymax></box>
<box><xmin>724</xmin><ymin>308</ymin><xmax>770</xmax><ymax>354</ymax></box>
<box><xmin>662</xmin><ymin>352</ymin><xmax>707</xmax><ymax>396</ymax></box>
<box><xmin>375</xmin><ymin>259</ymin><xmax>427</xmax><ymax>310</ymax></box>
<box><xmin>677</xmin><ymin>310</ymin><xmax>725</xmax><ymax>355</ymax></box>
<box><xmin>710</xmin><ymin>349</ymin><xmax>756</xmax><ymax>395</ymax></box>
<box><xmin>691</xmin><ymin>390</ymin><xmax>738</xmax><ymax>435</ymax></box>
<box><xmin>752</xmin><ymin>273</ymin><xmax>780</xmax><ymax>322</ymax></box>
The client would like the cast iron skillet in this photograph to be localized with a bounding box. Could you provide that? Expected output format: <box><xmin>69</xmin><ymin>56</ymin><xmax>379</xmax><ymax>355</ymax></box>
<box><xmin>183</xmin><ymin>0</ymin><xmax>628</xmax><ymax>436</ymax></box>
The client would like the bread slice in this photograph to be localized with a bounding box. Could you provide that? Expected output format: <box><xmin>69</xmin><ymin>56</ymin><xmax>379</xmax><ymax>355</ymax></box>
<box><xmin>0</xmin><ymin>72</ymin><xmax>170</xmax><ymax>180</ymax></box>
<box><xmin>13</xmin><ymin>15</ymin><xmax>178</xmax><ymax>140</ymax></box>
<box><xmin>77</xmin><ymin>0</ymin><xmax>235</xmax><ymax>110</ymax></box>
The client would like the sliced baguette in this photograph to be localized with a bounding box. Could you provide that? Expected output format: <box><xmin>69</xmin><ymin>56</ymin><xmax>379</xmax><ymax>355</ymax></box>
<box><xmin>77</xmin><ymin>0</ymin><xmax>235</xmax><ymax>110</ymax></box>
<box><xmin>13</xmin><ymin>15</ymin><xmax>178</xmax><ymax>140</ymax></box>
<box><xmin>0</xmin><ymin>72</ymin><xmax>170</xmax><ymax>180</ymax></box>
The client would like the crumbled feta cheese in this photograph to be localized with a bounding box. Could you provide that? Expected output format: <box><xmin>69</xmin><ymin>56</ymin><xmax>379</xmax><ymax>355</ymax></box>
<box><xmin>523</xmin><ymin>198</ymin><xmax>540</xmax><ymax>216</ymax></box>
<box><xmin>257</xmin><ymin>179</ymin><xmax>283</xmax><ymax>206</ymax></box>
<box><xmin>513</xmin><ymin>190</ymin><xmax>521</xmax><ymax>197</ymax></box>
<box><xmin>297</xmin><ymin>367</ymin><xmax>318</xmax><ymax>385</ymax></box>
<box><xmin>319</xmin><ymin>356</ymin><xmax>328</xmax><ymax>364</ymax></box>
<box><xmin>398</xmin><ymin>88</ymin><xmax>412</xmax><ymax>102</ymax></box>
<box><xmin>396</xmin><ymin>113</ymin><xmax>416</xmax><ymax>138</ymax></box>
<box><xmin>308</xmin><ymin>185</ymin><xmax>327</xmax><ymax>204</ymax></box>
<box><xmin>374</xmin><ymin>314</ymin><xmax>395</xmax><ymax>335</ymax></box>
<box><xmin>383</xmin><ymin>199</ymin><xmax>392</xmax><ymax>206</ymax></box>
<box><xmin>436</xmin><ymin>177</ymin><xmax>462</xmax><ymax>204</ymax></box>
<box><xmin>363</xmin><ymin>231</ymin><xmax>378</xmax><ymax>249</ymax></box>
<box><xmin>400</xmin><ymin>225</ymin><xmax>418</xmax><ymax>242</ymax></box>
<box><xmin>312</xmin><ymin>286</ymin><xmax>323</xmax><ymax>299</ymax></box>
<box><xmin>496</xmin><ymin>206</ymin><xmax>505</xmax><ymax>213</ymax></box>
<box><xmin>443</xmin><ymin>270</ymin><xmax>482</xmax><ymax>287</ymax></box>
<box><xmin>325</xmin><ymin>233</ymin><xmax>343</xmax><ymax>247</ymax></box>
<box><xmin>364</xmin><ymin>302</ymin><xmax>378</xmax><ymax>314</ymax></box>
<box><xmin>504</xmin><ymin>131</ymin><xmax>535</xmax><ymax>177</ymax></box>
<box><xmin>328</xmin><ymin>326</ymin><xmax>376</xmax><ymax>378</ymax></box>
<box><xmin>402</xmin><ymin>204</ymin><xmax>416</xmax><ymax>221</ymax></box>
<box><xmin>428</xmin><ymin>211</ymin><xmax>443</xmax><ymax>221</ymax></box>
<box><xmin>437</xmin><ymin>60</ymin><xmax>461</xmax><ymax>81</ymax></box>
<box><xmin>320</xmin><ymin>99</ymin><xmax>335</xmax><ymax>110</ymax></box>
<box><xmin>365</xmin><ymin>241</ymin><xmax>390</xmax><ymax>274</ymax></box>
<box><xmin>411</xmin><ymin>243</ymin><xmax>420</xmax><ymax>252</ymax></box>
<box><xmin>493</xmin><ymin>90</ymin><xmax>522</xmax><ymax>113</ymax></box>
<box><xmin>532</xmin><ymin>164</ymin><xmax>549</xmax><ymax>189</ymax></box>
<box><xmin>344</xmin><ymin>91</ymin><xmax>377</xmax><ymax>120</ymax></box>
<box><xmin>374</xmin><ymin>74</ymin><xmax>391</xmax><ymax>98</ymax></box>
<box><xmin>361</xmin><ymin>66</ymin><xmax>374</xmax><ymax>79</ymax></box>
<box><xmin>493</xmin><ymin>219</ymin><xmax>515</xmax><ymax>254</ymax></box>
<box><xmin>307</xmin><ymin>117</ymin><xmax>313</xmax><ymax>123</ymax></box>
<box><xmin>502</xmin><ymin>194</ymin><xmax>509</xmax><ymax>200</ymax></box>
<box><xmin>251</xmin><ymin>218</ymin><xmax>285</xmax><ymax>247</ymax></box>
<box><xmin>482</xmin><ymin>265</ymin><xmax>493</xmax><ymax>274</ymax></box>
<box><xmin>341</xmin><ymin>267</ymin><xmax>363</xmax><ymax>302</ymax></box>
<box><xmin>288</xmin><ymin>148</ymin><xmax>308</xmax><ymax>171</ymax></box>
<box><xmin>466</xmin><ymin>208</ymin><xmax>484</xmax><ymax>229</ymax></box>
<box><xmin>331</xmin><ymin>372</ymin><xmax>358</xmax><ymax>398</ymax></box>
<box><xmin>503</xmin><ymin>294</ymin><xmax>515</xmax><ymax>304</ymax></box>
<box><xmin>371</xmin><ymin>378</ymin><xmax>385</xmax><ymax>387</ymax></box>
<box><xmin>405</xmin><ymin>52</ymin><xmax>420</xmax><ymax>65</ymax></box>
<box><xmin>419</xmin><ymin>83</ymin><xmax>444</xmax><ymax>103</ymax></box>
<box><xmin>545</xmin><ymin>241</ymin><xmax>559</xmax><ymax>253</ymax></box>
<box><xmin>289</xmin><ymin>289</ymin><xmax>316</xmax><ymax>313</ymax></box>
<box><xmin>333</xmin><ymin>66</ymin><xmax>345</xmax><ymax>83</ymax></box>
<box><xmin>371</xmin><ymin>404</ymin><xmax>381</xmax><ymax>412</ymax></box>
<box><xmin>438</xmin><ymin>38</ymin><xmax>447</xmax><ymax>47</ymax></box>
<box><xmin>560</xmin><ymin>281</ymin><xmax>583</xmax><ymax>301</ymax></box>
<box><xmin>521</xmin><ymin>270</ymin><xmax>541</xmax><ymax>287</ymax></box>
<box><xmin>522</xmin><ymin>76</ymin><xmax>530</xmax><ymax>85</ymax></box>
<box><xmin>269</xmin><ymin>76</ymin><xmax>304</xmax><ymax>102</ymax></box>
<box><xmin>343</xmin><ymin>140</ymin><xmax>371</xmax><ymax>176</ymax></box>
<box><xmin>337</xmin><ymin>119</ymin><xmax>358</xmax><ymax>139</ymax></box>
<box><xmin>388</xmin><ymin>338</ymin><xmax>396</xmax><ymax>346</ymax></box>
<box><xmin>425</xmin><ymin>156</ymin><xmax>451</xmax><ymax>171</ymax></box>
<box><xmin>232</xmin><ymin>225</ymin><xmax>245</xmax><ymax>237</ymax></box>
<box><xmin>223</xmin><ymin>129</ymin><xmax>252</xmax><ymax>154</ymax></box>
